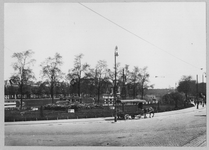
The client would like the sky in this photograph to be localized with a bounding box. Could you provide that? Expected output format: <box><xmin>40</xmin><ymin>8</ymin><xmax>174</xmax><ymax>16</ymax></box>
<box><xmin>4</xmin><ymin>2</ymin><xmax>206</xmax><ymax>89</ymax></box>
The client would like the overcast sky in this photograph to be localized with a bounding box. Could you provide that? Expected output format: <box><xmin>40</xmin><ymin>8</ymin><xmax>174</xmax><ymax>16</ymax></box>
<box><xmin>4</xmin><ymin>2</ymin><xmax>206</xmax><ymax>89</ymax></box>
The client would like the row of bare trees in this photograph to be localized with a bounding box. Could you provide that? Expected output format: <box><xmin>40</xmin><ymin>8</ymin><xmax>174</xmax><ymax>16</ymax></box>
<box><xmin>6</xmin><ymin>50</ymin><xmax>153</xmax><ymax>109</ymax></box>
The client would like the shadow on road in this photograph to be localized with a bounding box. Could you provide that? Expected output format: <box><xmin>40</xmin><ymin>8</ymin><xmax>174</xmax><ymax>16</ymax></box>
<box><xmin>194</xmin><ymin>115</ymin><xmax>206</xmax><ymax>117</ymax></box>
<box><xmin>104</xmin><ymin>118</ymin><xmax>115</xmax><ymax>121</ymax></box>
<box><xmin>104</xmin><ymin>118</ymin><xmax>124</xmax><ymax>121</ymax></box>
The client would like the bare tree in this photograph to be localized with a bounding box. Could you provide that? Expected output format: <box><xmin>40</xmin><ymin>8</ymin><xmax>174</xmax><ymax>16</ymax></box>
<box><xmin>95</xmin><ymin>60</ymin><xmax>108</xmax><ymax>103</ymax></box>
<box><xmin>138</xmin><ymin>66</ymin><xmax>153</xmax><ymax>99</ymax></box>
<box><xmin>106</xmin><ymin>62</ymin><xmax>121</xmax><ymax>95</ymax></box>
<box><xmin>67</xmin><ymin>54</ymin><xmax>89</xmax><ymax>97</ymax></box>
<box><xmin>11</xmin><ymin>50</ymin><xmax>36</xmax><ymax>109</ymax></box>
<box><xmin>130</xmin><ymin>66</ymin><xmax>140</xmax><ymax>99</ymax></box>
<box><xmin>40</xmin><ymin>53</ymin><xmax>63</xmax><ymax>104</ymax></box>
<box><xmin>119</xmin><ymin>64</ymin><xmax>131</xmax><ymax>99</ymax></box>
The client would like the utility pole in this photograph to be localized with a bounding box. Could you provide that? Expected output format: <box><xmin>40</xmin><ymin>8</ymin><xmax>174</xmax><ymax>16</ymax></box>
<box><xmin>114</xmin><ymin>46</ymin><xmax>118</xmax><ymax>122</ymax></box>
<box><xmin>121</xmin><ymin>68</ymin><xmax>126</xmax><ymax>99</ymax></box>
<box><xmin>196</xmin><ymin>75</ymin><xmax>199</xmax><ymax>109</ymax></box>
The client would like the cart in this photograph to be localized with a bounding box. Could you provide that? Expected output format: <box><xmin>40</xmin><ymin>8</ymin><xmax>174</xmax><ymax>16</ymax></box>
<box><xmin>116</xmin><ymin>99</ymin><xmax>146</xmax><ymax>120</ymax></box>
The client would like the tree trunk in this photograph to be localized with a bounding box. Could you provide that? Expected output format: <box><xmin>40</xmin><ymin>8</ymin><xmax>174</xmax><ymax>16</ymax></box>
<box><xmin>51</xmin><ymin>82</ymin><xmax>54</xmax><ymax>104</ymax></box>
<box><xmin>20</xmin><ymin>82</ymin><xmax>23</xmax><ymax>110</ymax></box>
<box><xmin>78</xmin><ymin>77</ymin><xmax>80</xmax><ymax>97</ymax></box>
<box><xmin>141</xmin><ymin>84</ymin><xmax>144</xmax><ymax>99</ymax></box>
<box><xmin>97</xmin><ymin>85</ymin><xmax>100</xmax><ymax>104</ymax></box>
<box><xmin>133</xmin><ymin>83</ymin><xmax>136</xmax><ymax>99</ymax></box>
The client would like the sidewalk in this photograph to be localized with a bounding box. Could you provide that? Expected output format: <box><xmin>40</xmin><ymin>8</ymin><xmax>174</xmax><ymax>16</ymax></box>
<box><xmin>5</xmin><ymin>116</ymin><xmax>111</xmax><ymax>126</ymax></box>
<box><xmin>155</xmin><ymin>105</ymin><xmax>205</xmax><ymax>117</ymax></box>
<box><xmin>183</xmin><ymin>132</ymin><xmax>206</xmax><ymax>147</ymax></box>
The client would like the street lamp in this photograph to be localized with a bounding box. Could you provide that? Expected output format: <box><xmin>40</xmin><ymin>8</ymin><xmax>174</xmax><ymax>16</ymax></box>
<box><xmin>114</xmin><ymin>46</ymin><xmax>119</xmax><ymax>122</ymax></box>
<box><xmin>196</xmin><ymin>74</ymin><xmax>199</xmax><ymax>109</ymax></box>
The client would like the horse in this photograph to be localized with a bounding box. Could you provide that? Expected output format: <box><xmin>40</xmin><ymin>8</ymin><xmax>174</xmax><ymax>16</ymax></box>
<box><xmin>143</xmin><ymin>107</ymin><xmax>154</xmax><ymax>118</ymax></box>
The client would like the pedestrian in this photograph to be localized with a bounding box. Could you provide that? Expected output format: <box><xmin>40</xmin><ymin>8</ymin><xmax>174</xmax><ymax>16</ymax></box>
<box><xmin>143</xmin><ymin>108</ymin><xmax>147</xmax><ymax>118</ymax></box>
<box><xmin>197</xmin><ymin>100</ymin><xmax>199</xmax><ymax>109</ymax></box>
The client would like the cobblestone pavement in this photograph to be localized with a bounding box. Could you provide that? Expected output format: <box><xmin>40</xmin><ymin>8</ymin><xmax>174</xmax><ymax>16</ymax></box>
<box><xmin>5</xmin><ymin>106</ymin><xmax>207</xmax><ymax>147</ymax></box>
<box><xmin>183</xmin><ymin>132</ymin><xmax>206</xmax><ymax>147</ymax></box>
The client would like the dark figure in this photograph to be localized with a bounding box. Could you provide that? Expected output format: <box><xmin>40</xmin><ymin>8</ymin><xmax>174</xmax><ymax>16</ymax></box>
<box><xmin>147</xmin><ymin>107</ymin><xmax>155</xmax><ymax>118</ymax></box>
<box><xmin>142</xmin><ymin>107</ymin><xmax>155</xmax><ymax>118</ymax></box>
<box><xmin>143</xmin><ymin>108</ymin><xmax>147</xmax><ymax>118</ymax></box>
<box><xmin>40</xmin><ymin>106</ymin><xmax>44</xmax><ymax>117</ymax></box>
<box><xmin>197</xmin><ymin>101</ymin><xmax>199</xmax><ymax>109</ymax></box>
<box><xmin>138</xmin><ymin>102</ymin><xmax>143</xmax><ymax>109</ymax></box>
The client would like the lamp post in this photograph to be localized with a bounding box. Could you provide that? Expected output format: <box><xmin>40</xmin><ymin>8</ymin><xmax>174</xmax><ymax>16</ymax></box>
<box><xmin>114</xmin><ymin>46</ymin><xmax>118</xmax><ymax>122</ymax></box>
<box><xmin>201</xmin><ymin>68</ymin><xmax>204</xmax><ymax>83</ymax></box>
<box><xmin>196</xmin><ymin>74</ymin><xmax>199</xmax><ymax>109</ymax></box>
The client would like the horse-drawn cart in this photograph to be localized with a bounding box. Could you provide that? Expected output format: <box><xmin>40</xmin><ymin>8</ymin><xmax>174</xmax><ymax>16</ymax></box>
<box><xmin>116</xmin><ymin>99</ymin><xmax>147</xmax><ymax>120</ymax></box>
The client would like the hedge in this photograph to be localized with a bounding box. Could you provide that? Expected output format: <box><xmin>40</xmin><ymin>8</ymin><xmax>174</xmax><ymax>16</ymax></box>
<box><xmin>5</xmin><ymin>103</ymin><xmax>194</xmax><ymax>122</ymax></box>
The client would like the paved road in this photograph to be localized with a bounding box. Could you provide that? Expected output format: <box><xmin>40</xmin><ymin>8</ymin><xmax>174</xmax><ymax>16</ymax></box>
<box><xmin>5</xmin><ymin>106</ymin><xmax>206</xmax><ymax>146</ymax></box>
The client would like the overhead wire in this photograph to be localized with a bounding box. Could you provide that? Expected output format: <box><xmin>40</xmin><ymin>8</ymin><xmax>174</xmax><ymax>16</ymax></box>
<box><xmin>78</xmin><ymin>3</ymin><xmax>201</xmax><ymax>70</ymax></box>
<box><xmin>4</xmin><ymin>46</ymin><xmax>14</xmax><ymax>53</ymax></box>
